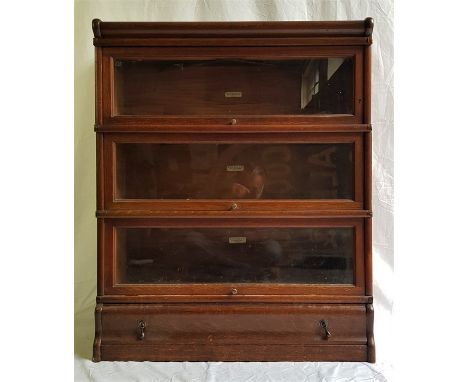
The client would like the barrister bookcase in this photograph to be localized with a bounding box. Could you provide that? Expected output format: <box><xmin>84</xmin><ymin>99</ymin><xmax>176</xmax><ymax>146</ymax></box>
<box><xmin>92</xmin><ymin>18</ymin><xmax>375</xmax><ymax>362</ymax></box>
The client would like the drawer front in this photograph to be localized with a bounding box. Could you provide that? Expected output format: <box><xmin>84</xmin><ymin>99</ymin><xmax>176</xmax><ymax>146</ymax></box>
<box><xmin>99</xmin><ymin>303</ymin><xmax>367</xmax><ymax>346</ymax></box>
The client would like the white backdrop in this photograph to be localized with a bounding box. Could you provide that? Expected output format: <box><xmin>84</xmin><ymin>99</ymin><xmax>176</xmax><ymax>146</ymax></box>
<box><xmin>74</xmin><ymin>1</ymin><xmax>393</xmax><ymax>380</ymax></box>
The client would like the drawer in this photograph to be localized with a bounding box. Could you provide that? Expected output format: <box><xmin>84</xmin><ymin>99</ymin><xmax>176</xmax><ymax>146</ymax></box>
<box><xmin>98</xmin><ymin>303</ymin><xmax>367</xmax><ymax>346</ymax></box>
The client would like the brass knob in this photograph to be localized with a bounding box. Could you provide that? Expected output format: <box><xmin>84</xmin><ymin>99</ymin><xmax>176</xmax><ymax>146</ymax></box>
<box><xmin>229</xmin><ymin>202</ymin><xmax>238</xmax><ymax>211</ymax></box>
<box><xmin>137</xmin><ymin>320</ymin><xmax>146</xmax><ymax>340</ymax></box>
<box><xmin>229</xmin><ymin>118</ymin><xmax>237</xmax><ymax>125</ymax></box>
<box><xmin>319</xmin><ymin>319</ymin><xmax>331</xmax><ymax>340</ymax></box>
<box><xmin>231</xmin><ymin>288</ymin><xmax>238</xmax><ymax>295</ymax></box>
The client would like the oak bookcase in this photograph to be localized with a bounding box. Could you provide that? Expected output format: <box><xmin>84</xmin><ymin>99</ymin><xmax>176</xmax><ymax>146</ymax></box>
<box><xmin>92</xmin><ymin>18</ymin><xmax>375</xmax><ymax>362</ymax></box>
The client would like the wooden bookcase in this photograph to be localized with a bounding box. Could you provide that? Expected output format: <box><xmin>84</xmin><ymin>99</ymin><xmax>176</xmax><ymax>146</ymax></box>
<box><xmin>92</xmin><ymin>18</ymin><xmax>375</xmax><ymax>362</ymax></box>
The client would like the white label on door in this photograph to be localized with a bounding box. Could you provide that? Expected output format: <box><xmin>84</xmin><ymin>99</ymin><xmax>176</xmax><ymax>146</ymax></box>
<box><xmin>229</xmin><ymin>237</ymin><xmax>247</xmax><ymax>244</ymax></box>
<box><xmin>226</xmin><ymin>165</ymin><xmax>244</xmax><ymax>172</ymax></box>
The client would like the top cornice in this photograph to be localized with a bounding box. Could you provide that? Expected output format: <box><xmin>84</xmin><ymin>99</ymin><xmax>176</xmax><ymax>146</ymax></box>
<box><xmin>92</xmin><ymin>18</ymin><xmax>374</xmax><ymax>46</ymax></box>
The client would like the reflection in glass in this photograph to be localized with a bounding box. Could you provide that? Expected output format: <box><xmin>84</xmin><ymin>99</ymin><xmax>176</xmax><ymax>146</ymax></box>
<box><xmin>116</xmin><ymin>227</ymin><xmax>355</xmax><ymax>284</ymax></box>
<box><xmin>114</xmin><ymin>58</ymin><xmax>354</xmax><ymax>115</ymax></box>
<box><xmin>116</xmin><ymin>143</ymin><xmax>354</xmax><ymax>200</ymax></box>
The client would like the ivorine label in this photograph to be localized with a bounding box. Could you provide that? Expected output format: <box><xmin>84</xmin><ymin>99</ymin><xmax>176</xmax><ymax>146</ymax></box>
<box><xmin>229</xmin><ymin>237</ymin><xmax>247</xmax><ymax>244</ymax></box>
<box><xmin>226</xmin><ymin>165</ymin><xmax>244</xmax><ymax>172</ymax></box>
<box><xmin>224</xmin><ymin>91</ymin><xmax>243</xmax><ymax>98</ymax></box>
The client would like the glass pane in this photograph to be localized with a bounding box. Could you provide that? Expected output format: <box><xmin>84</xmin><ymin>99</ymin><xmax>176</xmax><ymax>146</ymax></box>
<box><xmin>116</xmin><ymin>143</ymin><xmax>354</xmax><ymax>200</ymax></box>
<box><xmin>114</xmin><ymin>58</ymin><xmax>354</xmax><ymax>116</ymax></box>
<box><xmin>116</xmin><ymin>227</ymin><xmax>354</xmax><ymax>284</ymax></box>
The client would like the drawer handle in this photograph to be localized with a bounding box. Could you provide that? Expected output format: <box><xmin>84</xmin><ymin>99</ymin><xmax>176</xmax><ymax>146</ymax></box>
<box><xmin>229</xmin><ymin>118</ymin><xmax>237</xmax><ymax>125</ymax></box>
<box><xmin>137</xmin><ymin>320</ymin><xmax>146</xmax><ymax>340</ymax></box>
<box><xmin>229</xmin><ymin>202</ymin><xmax>238</xmax><ymax>211</ymax></box>
<box><xmin>319</xmin><ymin>319</ymin><xmax>331</xmax><ymax>340</ymax></box>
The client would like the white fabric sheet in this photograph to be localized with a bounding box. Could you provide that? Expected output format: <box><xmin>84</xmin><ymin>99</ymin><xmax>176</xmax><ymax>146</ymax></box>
<box><xmin>74</xmin><ymin>1</ymin><xmax>394</xmax><ymax>380</ymax></box>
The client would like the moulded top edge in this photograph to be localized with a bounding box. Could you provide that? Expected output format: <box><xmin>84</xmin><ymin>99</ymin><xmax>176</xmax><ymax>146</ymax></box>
<box><xmin>92</xmin><ymin>18</ymin><xmax>374</xmax><ymax>40</ymax></box>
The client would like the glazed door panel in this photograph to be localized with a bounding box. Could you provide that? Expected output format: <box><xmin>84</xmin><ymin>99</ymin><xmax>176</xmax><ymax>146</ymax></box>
<box><xmin>102</xmin><ymin>133</ymin><xmax>364</xmax><ymax>212</ymax></box>
<box><xmin>100</xmin><ymin>46</ymin><xmax>363</xmax><ymax>126</ymax></box>
<box><xmin>101</xmin><ymin>218</ymin><xmax>365</xmax><ymax>297</ymax></box>
<box><xmin>116</xmin><ymin>142</ymin><xmax>354</xmax><ymax>200</ymax></box>
<box><xmin>113</xmin><ymin>58</ymin><xmax>354</xmax><ymax>116</ymax></box>
<box><xmin>116</xmin><ymin>227</ymin><xmax>355</xmax><ymax>284</ymax></box>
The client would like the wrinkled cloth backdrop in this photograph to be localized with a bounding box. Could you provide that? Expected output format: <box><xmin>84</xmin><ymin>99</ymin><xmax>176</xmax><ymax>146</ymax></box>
<box><xmin>75</xmin><ymin>1</ymin><xmax>393</xmax><ymax>380</ymax></box>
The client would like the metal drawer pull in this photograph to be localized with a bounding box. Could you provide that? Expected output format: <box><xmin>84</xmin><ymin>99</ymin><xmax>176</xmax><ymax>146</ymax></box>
<box><xmin>137</xmin><ymin>320</ymin><xmax>146</xmax><ymax>340</ymax></box>
<box><xmin>229</xmin><ymin>202</ymin><xmax>238</xmax><ymax>211</ymax></box>
<box><xmin>319</xmin><ymin>319</ymin><xmax>331</xmax><ymax>339</ymax></box>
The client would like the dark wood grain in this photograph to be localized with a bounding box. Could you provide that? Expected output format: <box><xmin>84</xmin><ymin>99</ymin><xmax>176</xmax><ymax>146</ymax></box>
<box><xmin>92</xmin><ymin>19</ymin><xmax>102</xmax><ymax>39</ymax></box>
<box><xmin>94</xmin><ymin>47</ymin><xmax>103</xmax><ymax>125</ymax></box>
<box><xmin>94</xmin><ymin>303</ymin><xmax>368</xmax><ymax>361</ymax></box>
<box><xmin>95</xmin><ymin>123</ymin><xmax>372</xmax><ymax>133</ymax></box>
<box><xmin>92</xmin><ymin>19</ymin><xmax>373</xmax><ymax>39</ymax></box>
<box><xmin>100</xmin><ymin>304</ymin><xmax>367</xmax><ymax>344</ymax></box>
<box><xmin>96</xmin><ymin>219</ymin><xmax>105</xmax><ymax>296</ymax></box>
<box><xmin>100</xmin><ymin>344</ymin><xmax>368</xmax><ymax>362</ymax></box>
<box><xmin>364</xmin><ymin>39</ymin><xmax>373</xmax><ymax>297</ymax></box>
<box><xmin>92</xmin><ymin>303</ymin><xmax>103</xmax><ymax>362</ymax></box>
<box><xmin>96</xmin><ymin>209</ymin><xmax>372</xmax><ymax>218</ymax></box>
<box><xmin>364</xmin><ymin>17</ymin><xmax>375</xmax><ymax>37</ymax></box>
<box><xmin>95</xmin><ymin>134</ymin><xmax>104</xmax><ymax>211</ymax></box>
<box><xmin>367</xmin><ymin>303</ymin><xmax>376</xmax><ymax>362</ymax></box>
<box><xmin>96</xmin><ymin>294</ymin><xmax>373</xmax><ymax>304</ymax></box>
<box><xmin>103</xmin><ymin>114</ymin><xmax>365</xmax><ymax>127</ymax></box>
<box><xmin>364</xmin><ymin>42</ymin><xmax>372</xmax><ymax>210</ymax></box>
<box><xmin>365</xmin><ymin>213</ymin><xmax>373</xmax><ymax>296</ymax></box>
<box><xmin>92</xmin><ymin>19</ymin><xmax>374</xmax><ymax>362</ymax></box>
<box><xmin>94</xmin><ymin>37</ymin><xmax>371</xmax><ymax>48</ymax></box>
